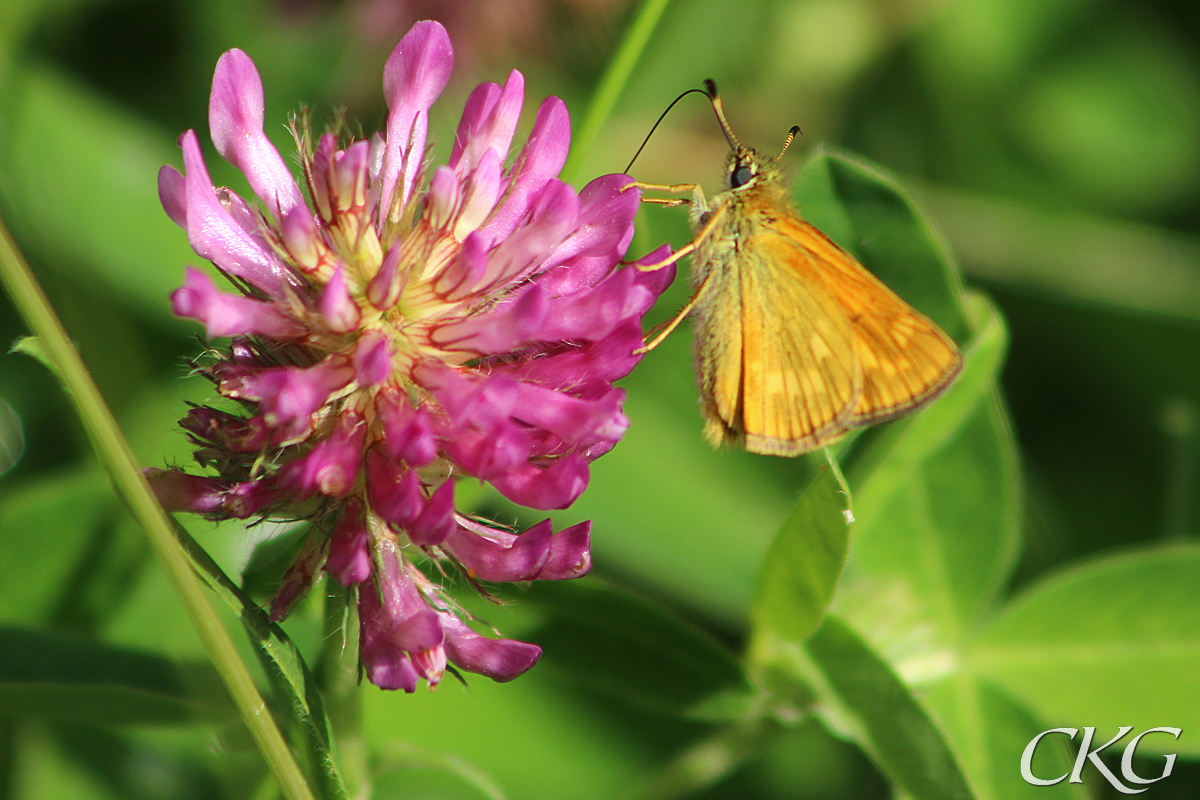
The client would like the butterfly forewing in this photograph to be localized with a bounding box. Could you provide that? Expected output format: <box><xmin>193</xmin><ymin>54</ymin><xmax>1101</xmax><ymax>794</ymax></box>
<box><xmin>696</xmin><ymin>223</ymin><xmax>862</xmax><ymax>455</ymax></box>
<box><xmin>769</xmin><ymin>217</ymin><xmax>963</xmax><ymax>426</ymax></box>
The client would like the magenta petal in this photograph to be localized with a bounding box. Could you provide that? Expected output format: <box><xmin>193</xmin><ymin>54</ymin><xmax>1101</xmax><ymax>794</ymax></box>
<box><xmin>220</xmin><ymin>358</ymin><xmax>354</xmax><ymax>433</ymax></box>
<box><xmin>439</xmin><ymin>613</ymin><xmax>541</xmax><ymax>682</ymax></box>
<box><xmin>209</xmin><ymin>49</ymin><xmax>305</xmax><ymax>219</ymax></box>
<box><xmin>277</xmin><ymin>411</ymin><xmax>365</xmax><ymax>498</ymax></box>
<box><xmin>367</xmin><ymin>449</ymin><xmax>425</xmax><ymax>526</ymax></box>
<box><xmin>321</xmin><ymin>266</ymin><xmax>362</xmax><ymax>333</ymax></box>
<box><xmin>445</xmin><ymin>519</ymin><xmax>551</xmax><ymax>581</ymax></box>
<box><xmin>378</xmin><ymin>395</ymin><xmax>437</xmax><ymax>466</ymax></box>
<box><xmin>353</xmin><ymin>331</ymin><xmax>392</xmax><ymax>386</ymax></box>
<box><xmin>449</xmin><ymin>70</ymin><xmax>524</xmax><ymax>176</ymax></box>
<box><xmin>508</xmin><ymin>383</ymin><xmax>627</xmax><ymax>446</ymax></box>
<box><xmin>172</xmin><ymin>266</ymin><xmax>304</xmax><ymax>338</ymax></box>
<box><xmin>368</xmin><ymin>243</ymin><xmax>406</xmax><ymax>310</ymax></box>
<box><xmin>477</xmin><ymin>96</ymin><xmax>571</xmax><ymax>249</ymax></box>
<box><xmin>431</xmin><ymin>281</ymin><xmax>549</xmax><ymax>354</ymax></box>
<box><xmin>408</xmin><ymin>479</ymin><xmax>455</xmax><ymax>546</ymax></box>
<box><xmin>477</xmin><ymin>180</ymin><xmax>579</xmax><ymax>291</ymax></box>
<box><xmin>179</xmin><ymin>130</ymin><xmax>293</xmax><ymax>297</ymax></box>
<box><xmin>144</xmin><ymin>468</ymin><xmax>228</xmax><ymax>515</ymax></box>
<box><xmin>485</xmin><ymin>321</ymin><xmax>646</xmax><ymax>387</ymax></box>
<box><xmin>325</xmin><ymin>499</ymin><xmax>371</xmax><ymax>586</ymax></box>
<box><xmin>158</xmin><ymin>166</ymin><xmax>187</xmax><ymax>227</ymax></box>
<box><xmin>375</xmin><ymin>538</ymin><xmax>445</xmax><ymax>652</ymax></box>
<box><xmin>535</xmin><ymin>520</ymin><xmax>592</xmax><ymax>579</ymax></box>
<box><xmin>379</xmin><ymin>20</ymin><xmax>454</xmax><ymax>216</ymax></box>
<box><xmin>491</xmin><ymin>452</ymin><xmax>589</xmax><ymax>510</ymax></box>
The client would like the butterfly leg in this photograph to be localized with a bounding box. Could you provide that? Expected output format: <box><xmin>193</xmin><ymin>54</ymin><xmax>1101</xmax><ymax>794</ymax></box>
<box><xmin>632</xmin><ymin>204</ymin><xmax>726</xmax><ymax>272</ymax></box>
<box><xmin>635</xmin><ymin>269</ymin><xmax>716</xmax><ymax>354</ymax></box>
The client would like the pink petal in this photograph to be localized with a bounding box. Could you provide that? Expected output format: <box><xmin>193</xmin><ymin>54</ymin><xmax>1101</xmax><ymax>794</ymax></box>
<box><xmin>490</xmin><ymin>452</ymin><xmax>589</xmax><ymax>510</ymax></box>
<box><xmin>379</xmin><ymin>20</ymin><xmax>454</xmax><ymax>218</ymax></box>
<box><xmin>476</xmin><ymin>96</ymin><xmax>570</xmax><ymax>249</ymax></box>
<box><xmin>439</xmin><ymin>613</ymin><xmax>541</xmax><ymax>682</ymax></box>
<box><xmin>179</xmin><ymin>130</ymin><xmax>293</xmax><ymax>297</ymax></box>
<box><xmin>449</xmin><ymin>69</ymin><xmax>525</xmax><ymax>177</ymax></box>
<box><xmin>158</xmin><ymin>166</ymin><xmax>187</xmax><ymax>227</ymax></box>
<box><xmin>320</xmin><ymin>265</ymin><xmax>362</xmax><ymax>333</ymax></box>
<box><xmin>172</xmin><ymin>266</ymin><xmax>304</xmax><ymax>338</ymax></box>
<box><xmin>209</xmin><ymin>49</ymin><xmax>306</xmax><ymax>220</ymax></box>
<box><xmin>325</xmin><ymin>499</ymin><xmax>371</xmax><ymax>586</ymax></box>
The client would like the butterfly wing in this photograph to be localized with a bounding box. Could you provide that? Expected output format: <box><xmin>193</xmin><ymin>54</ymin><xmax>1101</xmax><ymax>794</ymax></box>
<box><xmin>766</xmin><ymin>216</ymin><xmax>962</xmax><ymax>426</ymax></box>
<box><xmin>693</xmin><ymin>220</ymin><xmax>862</xmax><ymax>456</ymax></box>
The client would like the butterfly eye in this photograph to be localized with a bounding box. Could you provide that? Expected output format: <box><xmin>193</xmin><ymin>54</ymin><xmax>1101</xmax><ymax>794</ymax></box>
<box><xmin>731</xmin><ymin>165</ymin><xmax>754</xmax><ymax>188</ymax></box>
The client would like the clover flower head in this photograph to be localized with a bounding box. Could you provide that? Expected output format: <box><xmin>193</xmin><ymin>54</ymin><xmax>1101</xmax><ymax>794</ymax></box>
<box><xmin>148</xmin><ymin>20</ymin><xmax>673</xmax><ymax>691</ymax></box>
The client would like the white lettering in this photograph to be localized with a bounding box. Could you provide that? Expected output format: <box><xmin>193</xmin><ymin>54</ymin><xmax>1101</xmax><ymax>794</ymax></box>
<box><xmin>1020</xmin><ymin>728</ymin><xmax>1077</xmax><ymax>786</ymax></box>
<box><xmin>1120</xmin><ymin>727</ymin><xmax>1182</xmax><ymax>786</ymax></box>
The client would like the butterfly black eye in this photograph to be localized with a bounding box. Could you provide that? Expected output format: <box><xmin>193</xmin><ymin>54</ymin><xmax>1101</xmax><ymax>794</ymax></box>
<box><xmin>731</xmin><ymin>165</ymin><xmax>754</xmax><ymax>188</ymax></box>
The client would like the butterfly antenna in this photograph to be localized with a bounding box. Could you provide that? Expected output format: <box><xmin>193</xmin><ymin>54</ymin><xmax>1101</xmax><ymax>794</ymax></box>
<box><xmin>703</xmin><ymin>79</ymin><xmax>742</xmax><ymax>151</ymax></box>
<box><xmin>624</xmin><ymin>87</ymin><xmax>712</xmax><ymax>174</ymax></box>
<box><xmin>775</xmin><ymin>125</ymin><xmax>802</xmax><ymax>161</ymax></box>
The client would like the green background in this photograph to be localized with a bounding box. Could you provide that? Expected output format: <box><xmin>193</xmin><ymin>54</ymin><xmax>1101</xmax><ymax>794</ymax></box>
<box><xmin>2</xmin><ymin>0</ymin><xmax>1200</xmax><ymax>798</ymax></box>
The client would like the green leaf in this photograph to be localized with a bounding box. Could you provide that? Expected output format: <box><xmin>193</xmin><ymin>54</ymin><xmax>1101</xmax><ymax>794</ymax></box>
<box><xmin>799</xmin><ymin>616</ymin><xmax>976</xmax><ymax>800</ymax></box>
<box><xmin>0</xmin><ymin>466</ymin><xmax>111</xmax><ymax>625</ymax></box>
<box><xmin>171</xmin><ymin>522</ymin><xmax>349</xmax><ymax>799</ymax></box>
<box><xmin>971</xmin><ymin>544</ymin><xmax>1200</xmax><ymax>756</ymax></box>
<box><xmin>0</xmin><ymin>625</ymin><xmax>234</xmax><ymax>725</ymax></box>
<box><xmin>518</xmin><ymin>579</ymin><xmax>758</xmax><ymax>721</ymax></box>
<box><xmin>923</xmin><ymin>677</ymin><xmax>1085</xmax><ymax>800</ymax></box>
<box><xmin>0</xmin><ymin>65</ymin><xmax>193</xmax><ymax>323</ymax></box>
<box><xmin>750</xmin><ymin>453</ymin><xmax>852</xmax><ymax>646</ymax></box>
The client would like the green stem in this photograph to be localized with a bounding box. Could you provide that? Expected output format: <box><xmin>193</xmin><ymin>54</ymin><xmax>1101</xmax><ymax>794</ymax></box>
<box><xmin>562</xmin><ymin>0</ymin><xmax>672</xmax><ymax>184</ymax></box>
<box><xmin>0</xmin><ymin>217</ymin><xmax>316</xmax><ymax>800</ymax></box>
<box><xmin>318</xmin><ymin>582</ymin><xmax>367</xmax><ymax>800</ymax></box>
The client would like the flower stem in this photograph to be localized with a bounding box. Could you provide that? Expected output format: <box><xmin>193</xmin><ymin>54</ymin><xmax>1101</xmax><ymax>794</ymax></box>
<box><xmin>0</xmin><ymin>216</ymin><xmax>317</xmax><ymax>800</ymax></box>
<box><xmin>563</xmin><ymin>0</ymin><xmax>672</xmax><ymax>184</ymax></box>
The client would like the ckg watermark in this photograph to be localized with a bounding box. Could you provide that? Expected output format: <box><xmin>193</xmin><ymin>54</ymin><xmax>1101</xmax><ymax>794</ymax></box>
<box><xmin>1021</xmin><ymin>727</ymin><xmax>1182</xmax><ymax>794</ymax></box>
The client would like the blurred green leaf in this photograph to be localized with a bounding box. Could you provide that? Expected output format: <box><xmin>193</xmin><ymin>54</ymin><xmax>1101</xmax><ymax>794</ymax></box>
<box><xmin>750</xmin><ymin>454</ymin><xmax>851</xmax><ymax>646</ymax></box>
<box><xmin>0</xmin><ymin>396</ymin><xmax>23</xmax><ymax>475</ymax></box>
<box><xmin>0</xmin><ymin>466</ymin><xmax>110</xmax><ymax>624</ymax></box>
<box><xmin>799</xmin><ymin>616</ymin><xmax>975</xmax><ymax>800</ymax></box>
<box><xmin>923</xmin><ymin>678</ymin><xmax>1084</xmax><ymax>800</ymax></box>
<box><xmin>374</xmin><ymin>742</ymin><xmax>507</xmax><ymax>800</ymax></box>
<box><xmin>971</xmin><ymin>544</ymin><xmax>1200</xmax><ymax>756</ymax></box>
<box><xmin>0</xmin><ymin>64</ymin><xmax>193</xmax><ymax>324</ymax></box>
<box><xmin>0</xmin><ymin>625</ymin><xmax>233</xmax><ymax>725</ymax></box>
<box><xmin>520</xmin><ymin>579</ymin><xmax>758</xmax><ymax>722</ymax></box>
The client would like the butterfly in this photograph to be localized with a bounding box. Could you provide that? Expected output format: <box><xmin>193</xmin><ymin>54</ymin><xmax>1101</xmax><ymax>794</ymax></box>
<box><xmin>631</xmin><ymin>80</ymin><xmax>962</xmax><ymax>456</ymax></box>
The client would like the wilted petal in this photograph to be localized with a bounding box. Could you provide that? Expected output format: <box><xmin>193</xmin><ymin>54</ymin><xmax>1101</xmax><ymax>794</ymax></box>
<box><xmin>144</xmin><ymin>468</ymin><xmax>228</xmax><ymax>515</ymax></box>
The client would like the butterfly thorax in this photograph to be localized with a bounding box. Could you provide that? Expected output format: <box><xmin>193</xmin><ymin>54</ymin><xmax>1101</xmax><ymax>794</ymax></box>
<box><xmin>689</xmin><ymin>146</ymin><xmax>792</xmax><ymax>283</ymax></box>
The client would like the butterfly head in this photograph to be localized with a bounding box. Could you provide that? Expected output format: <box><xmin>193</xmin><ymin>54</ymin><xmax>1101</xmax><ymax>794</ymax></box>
<box><xmin>704</xmin><ymin>79</ymin><xmax>799</xmax><ymax>195</ymax></box>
